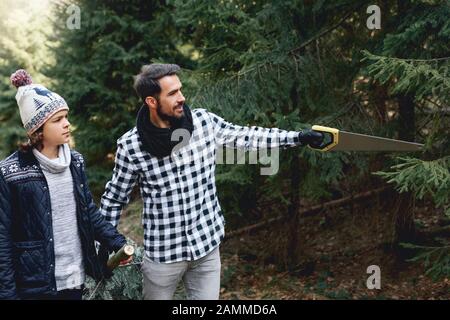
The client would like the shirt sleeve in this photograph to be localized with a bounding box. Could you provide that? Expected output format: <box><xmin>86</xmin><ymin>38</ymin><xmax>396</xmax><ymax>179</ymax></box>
<box><xmin>99</xmin><ymin>142</ymin><xmax>139</xmax><ymax>228</ymax></box>
<box><xmin>207</xmin><ymin>111</ymin><xmax>301</xmax><ymax>150</ymax></box>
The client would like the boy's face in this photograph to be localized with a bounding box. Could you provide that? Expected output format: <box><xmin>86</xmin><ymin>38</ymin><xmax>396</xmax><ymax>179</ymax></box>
<box><xmin>42</xmin><ymin>109</ymin><xmax>71</xmax><ymax>147</ymax></box>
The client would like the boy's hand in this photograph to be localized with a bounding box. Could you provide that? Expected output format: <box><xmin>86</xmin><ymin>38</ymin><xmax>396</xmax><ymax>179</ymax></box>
<box><xmin>119</xmin><ymin>256</ymin><xmax>133</xmax><ymax>266</ymax></box>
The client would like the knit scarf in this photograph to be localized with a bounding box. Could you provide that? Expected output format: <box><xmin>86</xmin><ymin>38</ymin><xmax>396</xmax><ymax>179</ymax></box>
<box><xmin>32</xmin><ymin>143</ymin><xmax>71</xmax><ymax>174</ymax></box>
<box><xmin>136</xmin><ymin>104</ymin><xmax>194</xmax><ymax>158</ymax></box>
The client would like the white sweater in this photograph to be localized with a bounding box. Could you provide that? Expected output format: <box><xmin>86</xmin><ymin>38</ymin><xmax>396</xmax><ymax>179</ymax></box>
<box><xmin>33</xmin><ymin>144</ymin><xmax>85</xmax><ymax>291</ymax></box>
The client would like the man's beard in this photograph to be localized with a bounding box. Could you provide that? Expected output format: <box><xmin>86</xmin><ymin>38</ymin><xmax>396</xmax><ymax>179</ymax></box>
<box><xmin>156</xmin><ymin>101</ymin><xmax>184</xmax><ymax>127</ymax></box>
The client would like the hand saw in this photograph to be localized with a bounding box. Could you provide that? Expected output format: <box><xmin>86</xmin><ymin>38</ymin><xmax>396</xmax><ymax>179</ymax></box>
<box><xmin>309</xmin><ymin>125</ymin><xmax>424</xmax><ymax>152</ymax></box>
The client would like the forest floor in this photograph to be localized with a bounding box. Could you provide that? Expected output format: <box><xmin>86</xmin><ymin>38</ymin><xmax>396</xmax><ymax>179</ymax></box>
<box><xmin>117</xmin><ymin>195</ymin><xmax>450</xmax><ymax>300</ymax></box>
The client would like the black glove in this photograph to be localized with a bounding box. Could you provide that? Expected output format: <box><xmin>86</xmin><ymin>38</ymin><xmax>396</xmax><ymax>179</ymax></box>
<box><xmin>298</xmin><ymin>130</ymin><xmax>324</xmax><ymax>148</ymax></box>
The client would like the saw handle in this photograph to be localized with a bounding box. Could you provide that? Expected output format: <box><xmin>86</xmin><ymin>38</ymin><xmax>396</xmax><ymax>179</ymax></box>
<box><xmin>309</xmin><ymin>125</ymin><xmax>339</xmax><ymax>152</ymax></box>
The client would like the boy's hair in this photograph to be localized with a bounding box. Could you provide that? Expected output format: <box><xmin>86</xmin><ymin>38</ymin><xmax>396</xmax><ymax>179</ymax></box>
<box><xmin>133</xmin><ymin>63</ymin><xmax>181</xmax><ymax>102</ymax></box>
<box><xmin>19</xmin><ymin>126</ymin><xmax>44</xmax><ymax>152</ymax></box>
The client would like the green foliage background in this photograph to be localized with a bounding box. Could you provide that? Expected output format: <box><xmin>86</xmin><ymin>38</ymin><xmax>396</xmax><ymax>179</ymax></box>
<box><xmin>0</xmin><ymin>0</ymin><xmax>449</xmax><ymax>294</ymax></box>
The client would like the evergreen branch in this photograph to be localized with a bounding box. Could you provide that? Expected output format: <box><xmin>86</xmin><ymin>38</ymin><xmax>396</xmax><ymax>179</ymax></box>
<box><xmin>362</xmin><ymin>50</ymin><xmax>450</xmax><ymax>99</ymax></box>
<box><xmin>289</xmin><ymin>3</ymin><xmax>366</xmax><ymax>55</ymax></box>
<box><xmin>363</xmin><ymin>51</ymin><xmax>450</xmax><ymax>65</ymax></box>
<box><xmin>401</xmin><ymin>243</ymin><xmax>450</xmax><ymax>251</ymax></box>
<box><xmin>88</xmin><ymin>279</ymin><xmax>104</xmax><ymax>300</ymax></box>
<box><xmin>233</xmin><ymin>3</ymin><xmax>365</xmax><ymax>79</ymax></box>
<box><xmin>398</xmin><ymin>57</ymin><xmax>450</xmax><ymax>62</ymax></box>
<box><xmin>372</xmin><ymin>55</ymin><xmax>450</xmax><ymax>63</ymax></box>
<box><xmin>373</xmin><ymin>156</ymin><xmax>450</xmax><ymax>209</ymax></box>
<box><xmin>423</xmin><ymin>97</ymin><xmax>448</xmax><ymax>109</ymax></box>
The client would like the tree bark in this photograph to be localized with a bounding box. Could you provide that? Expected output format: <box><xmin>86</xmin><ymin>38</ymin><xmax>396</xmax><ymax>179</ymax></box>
<box><xmin>398</xmin><ymin>95</ymin><xmax>416</xmax><ymax>141</ymax></box>
<box><xmin>391</xmin><ymin>191</ymin><xmax>417</xmax><ymax>244</ymax></box>
<box><xmin>396</xmin><ymin>0</ymin><xmax>415</xmax><ymax>140</ymax></box>
<box><xmin>286</xmin><ymin>82</ymin><xmax>302</xmax><ymax>268</ymax></box>
<box><xmin>286</xmin><ymin>153</ymin><xmax>301</xmax><ymax>267</ymax></box>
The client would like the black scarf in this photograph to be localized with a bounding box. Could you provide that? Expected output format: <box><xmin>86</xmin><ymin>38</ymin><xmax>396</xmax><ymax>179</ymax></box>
<box><xmin>136</xmin><ymin>103</ymin><xmax>194</xmax><ymax>158</ymax></box>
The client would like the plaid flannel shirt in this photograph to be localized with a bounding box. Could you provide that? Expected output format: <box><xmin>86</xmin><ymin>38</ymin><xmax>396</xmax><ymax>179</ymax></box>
<box><xmin>100</xmin><ymin>108</ymin><xmax>301</xmax><ymax>263</ymax></box>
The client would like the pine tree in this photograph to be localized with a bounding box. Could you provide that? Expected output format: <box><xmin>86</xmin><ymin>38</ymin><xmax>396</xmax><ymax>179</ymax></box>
<box><xmin>174</xmin><ymin>0</ymin><xmax>449</xmax><ymax>271</ymax></box>
<box><xmin>0</xmin><ymin>0</ymin><xmax>55</xmax><ymax>158</ymax></box>
<box><xmin>366</xmin><ymin>0</ymin><xmax>450</xmax><ymax>278</ymax></box>
<box><xmin>172</xmin><ymin>0</ymin><xmax>382</xmax><ymax>266</ymax></box>
<box><xmin>48</xmin><ymin>0</ymin><xmax>189</xmax><ymax>194</ymax></box>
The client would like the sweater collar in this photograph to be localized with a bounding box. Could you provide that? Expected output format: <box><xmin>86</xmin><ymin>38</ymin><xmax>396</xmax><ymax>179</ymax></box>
<box><xmin>32</xmin><ymin>144</ymin><xmax>71</xmax><ymax>174</ymax></box>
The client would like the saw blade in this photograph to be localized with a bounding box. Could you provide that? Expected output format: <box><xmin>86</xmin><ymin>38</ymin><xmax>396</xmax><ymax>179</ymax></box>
<box><xmin>333</xmin><ymin>130</ymin><xmax>423</xmax><ymax>151</ymax></box>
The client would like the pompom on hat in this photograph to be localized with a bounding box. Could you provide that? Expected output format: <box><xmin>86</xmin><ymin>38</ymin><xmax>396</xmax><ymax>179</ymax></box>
<box><xmin>10</xmin><ymin>69</ymin><xmax>69</xmax><ymax>134</ymax></box>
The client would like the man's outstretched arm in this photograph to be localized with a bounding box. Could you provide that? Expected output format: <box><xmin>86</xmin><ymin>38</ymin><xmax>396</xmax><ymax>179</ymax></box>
<box><xmin>207</xmin><ymin>111</ymin><xmax>323</xmax><ymax>150</ymax></box>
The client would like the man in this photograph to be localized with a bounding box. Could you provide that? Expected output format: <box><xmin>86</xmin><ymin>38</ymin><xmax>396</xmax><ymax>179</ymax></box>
<box><xmin>99</xmin><ymin>63</ymin><xmax>323</xmax><ymax>300</ymax></box>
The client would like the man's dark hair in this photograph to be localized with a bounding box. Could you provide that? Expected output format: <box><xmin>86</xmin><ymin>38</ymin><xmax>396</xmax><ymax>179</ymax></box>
<box><xmin>133</xmin><ymin>63</ymin><xmax>181</xmax><ymax>102</ymax></box>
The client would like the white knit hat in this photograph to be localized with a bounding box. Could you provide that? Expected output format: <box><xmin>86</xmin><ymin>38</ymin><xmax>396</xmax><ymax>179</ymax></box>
<box><xmin>10</xmin><ymin>69</ymin><xmax>69</xmax><ymax>135</ymax></box>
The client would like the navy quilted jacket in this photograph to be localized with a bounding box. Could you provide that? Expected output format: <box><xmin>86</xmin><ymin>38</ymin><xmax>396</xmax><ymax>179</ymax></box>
<box><xmin>0</xmin><ymin>149</ymin><xmax>126</xmax><ymax>299</ymax></box>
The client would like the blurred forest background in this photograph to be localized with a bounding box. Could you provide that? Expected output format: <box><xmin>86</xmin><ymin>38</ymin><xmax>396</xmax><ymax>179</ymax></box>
<box><xmin>0</xmin><ymin>0</ymin><xmax>449</xmax><ymax>299</ymax></box>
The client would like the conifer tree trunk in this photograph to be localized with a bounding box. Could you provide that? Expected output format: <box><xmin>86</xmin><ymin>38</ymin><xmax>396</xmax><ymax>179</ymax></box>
<box><xmin>391</xmin><ymin>0</ymin><xmax>417</xmax><ymax>248</ymax></box>
<box><xmin>398</xmin><ymin>95</ymin><xmax>416</xmax><ymax>141</ymax></box>
<box><xmin>396</xmin><ymin>94</ymin><xmax>416</xmax><ymax>245</ymax></box>
<box><xmin>394</xmin><ymin>0</ymin><xmax>416</xmax><ymax>239</ymax></box>
<box><xmin>392</xmin><ymin>192</ymin><xmax>416</xmax><ymax>244</ymax></box>
<box><xmin>286</xmin><ymin>82</ymin><xmax>301</xmax><ymax>268</ymax></box>
<box><xmin>287</xmin><ymin>153</ymin><xmax>301</xmax><ymax>267</ymax></box>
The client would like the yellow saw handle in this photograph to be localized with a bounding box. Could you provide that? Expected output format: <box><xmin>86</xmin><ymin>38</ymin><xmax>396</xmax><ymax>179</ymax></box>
<box><xmin>309</xmin><ymin>125</ymin><xmax>339</xmax><ymax>152</ymax></box>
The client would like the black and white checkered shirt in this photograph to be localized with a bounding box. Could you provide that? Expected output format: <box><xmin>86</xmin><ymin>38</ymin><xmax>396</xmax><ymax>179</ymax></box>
<box><xmin>100</xmin><ymin>108</ymin><xmax>301</xmax><ymax>263</ymax></box>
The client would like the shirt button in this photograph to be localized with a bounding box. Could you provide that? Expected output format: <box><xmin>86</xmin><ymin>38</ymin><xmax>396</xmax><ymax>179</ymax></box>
<box><xmin>47</xmin><ymin>212</ymin><xmax>50</xmax><ymax>215</ymax></box>
<box><xmin>76</xmin><ymin>164</ymin><xmax>80</xmax><ymax>167</ymax></box>
<box><xmin>43</xmin><ymin>186</ymin><xmax>47</xmax><ymax>190</ymax></box>
<box><xmin>80</xmin><ymin>184</ymin><xmax>84</xmax><ymax>188</ymax></box>
<box><xmin>50</xmin><ymin>264</ymin><xmax>54</xmax><ymax>268</ymax></box>
<box><xmin>49</xmin><ymin>238</ymin><xmax>53</xmax><ymax>242</ymax></box>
